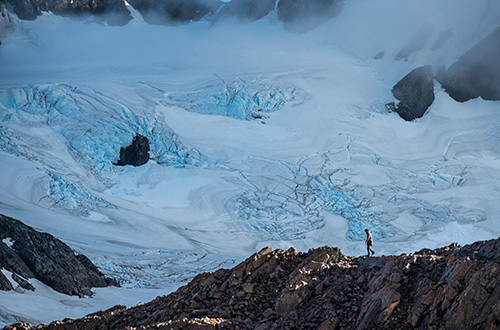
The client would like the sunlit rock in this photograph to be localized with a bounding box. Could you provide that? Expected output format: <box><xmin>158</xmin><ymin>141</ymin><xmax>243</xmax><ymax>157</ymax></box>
<box><xmin>9</xmin><ymin>237</ymin><xmax>500</xmax><ymax>329</ymax></box>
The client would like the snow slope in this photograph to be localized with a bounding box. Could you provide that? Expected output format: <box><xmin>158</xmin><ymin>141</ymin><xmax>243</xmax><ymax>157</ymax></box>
<box><xmin>0</xmin><ymin>0</ymin><xmax>500</xmax><ymax>326</ymax></box>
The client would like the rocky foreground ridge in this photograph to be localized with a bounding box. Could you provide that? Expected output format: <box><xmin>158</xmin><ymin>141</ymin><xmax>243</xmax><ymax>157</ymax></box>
<box><xmin>6</xmin><ymin>237</ymin><xmax>500</xmax><ymax>330</ymax></box>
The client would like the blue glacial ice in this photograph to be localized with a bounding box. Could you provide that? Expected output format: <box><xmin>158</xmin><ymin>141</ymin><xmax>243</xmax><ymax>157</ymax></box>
<box><xmin>0</xmin><ymin>85</ymin><xmax>209</xmax><ymax>170</ymax></box>
<box><xmin>91</xmin><ymin>249</ymin><xmax>238</xmax><ymax>288</ymax></box>
<box><xmin>44</xmin><ymin>172</ymin><xmax>115</xmax><ymax>217</ymax></box>
<box><xmin>162</xmin><ymin>76</ymin><xmax>308</xmax><ymax>120</ymax></box>
<box><xmin>0</xmin><ymin>82</ymin><xmax>486</xmax><ymax>244</ymax></box>
<box><xmin>0</xmin><ymin>84</ymin><xmax>212</xmax><ymax>214</ymax></box>
<box><xmin>232</xmin><ymin>150</ymin><xmax>485</xmax><ymax>243</ymax></box>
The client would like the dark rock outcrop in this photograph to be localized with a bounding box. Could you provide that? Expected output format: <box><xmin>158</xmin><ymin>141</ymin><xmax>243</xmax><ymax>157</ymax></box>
<box><xmin>436</xmin><ymin>26</ymin><xmax>500</xmax><ymax>102</ymax></box>
<box><xmin>0</xmin><ymin>0</ymin><xmax>131</xmax><ymax>25</ymax></box>
<box><xmin>0</xmin><ymin>213</ymin><xmax>116</xmax><ymax>297</ymax></box>
<box><xmin>9</xmin><ymin>237</ymin><xmax>500</xmax><ymax>329</ymax></box>
<box><xmin>388</xmin><ymin>65</ymin><xmax>435</xmax><ymax>121</ymax></box>
<box><xmin>114</xmin><ymin>134</ymin><xmax>150</xmax><ymax>167</ymax></box>
<box><xmin>127</xmin><ymin>0</ymin><xmax>221</xmax><ymax>25</ymax></box>
<box><xmin>277</xmin><ymin>0</ymin><xmax>344</xmax><ymax>32</ymax></box>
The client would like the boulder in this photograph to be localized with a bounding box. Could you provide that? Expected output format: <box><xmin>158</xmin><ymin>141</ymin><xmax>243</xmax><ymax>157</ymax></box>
<box><xmin>436</xmin><ymin>26</ymin><xmax>500</xmax><ymax>102</ymax></box>
<box><xmin>0</xmin><ymin>213</ymin><xmax>116</xmax><ymax>297</ymax></box>
<box><xmin>388</xmin><ymin>65</ymin><xmax>435</xmax><ymax>121</ymax></box>
<box><xmin>114</xmin><ymin>134</ymin><xmax>150</xmax><ymax>167</ymax></box>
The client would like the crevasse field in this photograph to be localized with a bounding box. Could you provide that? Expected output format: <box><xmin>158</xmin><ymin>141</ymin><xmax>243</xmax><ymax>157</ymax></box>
<box><xmin>1</xmin><ymin>0</ymin><xmax>500</xmax><ymax>326</ymax></box>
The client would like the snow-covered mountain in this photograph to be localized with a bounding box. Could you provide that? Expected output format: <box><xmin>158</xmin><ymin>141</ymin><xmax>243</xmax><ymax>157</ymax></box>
<box><xmin>0</xmin><ymin>0</ymin><xmax>499</xmax><ymax>326</ymax></box>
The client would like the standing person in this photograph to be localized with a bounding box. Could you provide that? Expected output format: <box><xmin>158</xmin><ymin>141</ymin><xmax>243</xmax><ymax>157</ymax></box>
<box><xmin>365</xmin><ymin>229</ymin><xmax>375</xmax><ymax>256</ymax></box>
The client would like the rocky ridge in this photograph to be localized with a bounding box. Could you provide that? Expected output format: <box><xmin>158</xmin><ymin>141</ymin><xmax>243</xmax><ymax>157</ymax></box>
<box><xmin>0</xmin><ymin>0</ymin><xmax>343</xmax><ymax>29</ymax></box>
<box><xmin>0</xmin><ymin>214</ymin><xmax>117</xmax><ymax>297</ymax></box>
<box><xmin>6</xmin><ymin>237</ymin><xmax>500</xmax><ymax>329</ymax></box>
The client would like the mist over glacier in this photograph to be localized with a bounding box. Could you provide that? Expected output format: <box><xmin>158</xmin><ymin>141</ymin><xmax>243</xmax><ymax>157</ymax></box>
<box><xmin>0</xmin><ymin>0</ymin><xmax>500</xmax><ymax>326</ymax></box>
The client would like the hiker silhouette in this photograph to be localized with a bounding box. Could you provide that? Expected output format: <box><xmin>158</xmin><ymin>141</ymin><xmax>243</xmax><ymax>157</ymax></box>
<box><xmin>365</xmin><ymin>229</ymin><xmax>375</xmax><ymax>256</ymax></box>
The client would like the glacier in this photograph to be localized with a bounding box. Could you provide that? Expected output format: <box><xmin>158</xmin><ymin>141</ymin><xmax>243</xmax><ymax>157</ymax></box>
<box><xmin>162</xmin><ymin>76</ymin><xmax>308</xmax><ymax>121</ymax></box>
<box><xmin>0</xmin><ymin>0</ymin><xmax>500</xmax><ymax>326</ymax></box>
<box><xmin>0</xmin><ymin>83</ymin><xmax>216</xmax><ymax>215</ymax></box>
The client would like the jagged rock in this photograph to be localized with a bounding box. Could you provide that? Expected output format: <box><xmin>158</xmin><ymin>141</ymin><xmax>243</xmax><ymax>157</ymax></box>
<box><xmin>7</xmin><ymin>237</ymin><xmax>500</xmax><ymax>329</ymax></box>
<box><xmin>388</xmin><ymin>65</ymin><xmax>435</xmax><ymax>121</ymax></box>
<box><xmin>126</xmin><ymin>0</ymin><xmax>221</xmax><ymax>25</ymax></box>
<box><xmin>114</xmin><ymin>134</ymin><xmax>150</xmax><ymax>167</ymax></box>
<box><xmin>0</xmin><ymin>0</ymin><xmax>131</xmax><ymax>25</ymax></box>
<box><xmin>436</xmin><ymin>26</ymin><xmax>500</xmax><ymax>102</ymax></box>
<box><xmin>0</xmin><ymin>213</ymin><xmax>116</xmax><ymax>297</ymax></box>
<box><xmin>277</xmin><ymin>0</ymin><xmax>343</xmax><ymax>32</ymax></box>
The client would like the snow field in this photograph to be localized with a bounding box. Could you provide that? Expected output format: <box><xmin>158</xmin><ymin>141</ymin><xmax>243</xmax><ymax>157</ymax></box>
<box><xmin>0</xmin><ymin>0</ymin><xmax>500</xmax><ymax>326</ymax></box>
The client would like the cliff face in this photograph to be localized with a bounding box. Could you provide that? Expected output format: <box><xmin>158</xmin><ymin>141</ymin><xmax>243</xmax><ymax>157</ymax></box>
<box><xmin>6</xmin><ymin>237</ymin><xmax>500</xmax><ymax>330</ymax></box>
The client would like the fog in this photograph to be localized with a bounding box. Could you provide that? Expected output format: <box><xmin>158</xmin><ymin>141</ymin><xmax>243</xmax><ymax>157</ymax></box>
<box><xmin>1</xmin><ymin>11</ymin><xmax>293</xmax><ymax>85</ymax></box>
<box><xmin>1</xmin><ymin>0</ymin><xmax>499</xmax><ymax>87</ymax></box>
